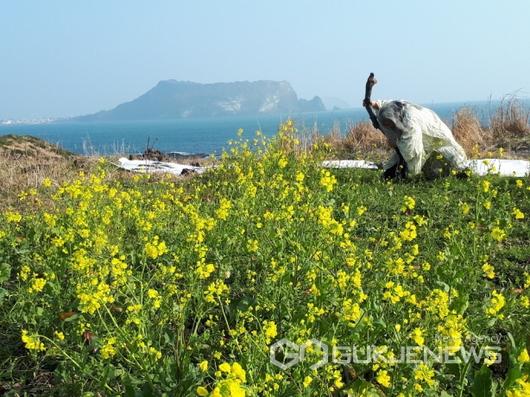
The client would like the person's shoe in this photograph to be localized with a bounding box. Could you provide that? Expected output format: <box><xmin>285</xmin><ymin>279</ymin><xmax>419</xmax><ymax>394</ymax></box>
<box><xmin>455</xmin><ymin>168</ymin><xmax>472</xmax><ymax>179</ymax></box>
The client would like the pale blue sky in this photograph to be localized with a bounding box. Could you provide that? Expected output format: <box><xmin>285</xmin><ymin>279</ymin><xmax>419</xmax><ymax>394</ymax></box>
<box><xmin>1</xmin><ymin>0</ymin><xmax>529</xmax><ymax>119</ymax></box>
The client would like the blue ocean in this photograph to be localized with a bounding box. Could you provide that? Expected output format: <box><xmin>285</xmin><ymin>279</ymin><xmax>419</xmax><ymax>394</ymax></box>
<box><xmin>0</xmin><ymin>101</ymin><xmax>516</xmax><ymax>155</ymax></box>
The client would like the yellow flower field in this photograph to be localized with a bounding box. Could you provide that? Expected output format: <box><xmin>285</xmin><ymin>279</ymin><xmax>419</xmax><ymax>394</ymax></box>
<box><xmin>0</xmin><ymin>121</ymin><xmax>529</xmax><ymax>396</ymax></box>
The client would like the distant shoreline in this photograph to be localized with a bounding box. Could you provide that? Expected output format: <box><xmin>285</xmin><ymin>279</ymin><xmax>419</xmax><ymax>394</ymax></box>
<box><xmin>2</xmin><ymin>98</ymin><xmax>529</xmax><ymax>126</ymax></box>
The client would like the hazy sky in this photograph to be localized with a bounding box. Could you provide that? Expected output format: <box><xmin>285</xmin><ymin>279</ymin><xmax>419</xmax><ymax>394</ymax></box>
<box><xmin>1</xmin><ymin>0</ymin><xmax>530</xmax><ymax>119</ymax></box>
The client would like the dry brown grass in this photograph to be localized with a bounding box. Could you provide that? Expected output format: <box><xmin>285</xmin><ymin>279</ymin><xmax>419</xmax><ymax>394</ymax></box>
<box><xmin>451</xmin><ymin>99</ymin><xmax>529</xmax><ymax>158</ymax></box>
<box><xmin>0</xmin><ymin>136</ymin><xmax>97</xmax><ymax>209</ymax></box>
<box><xmin>0</xmin><ymin>135</ymin><xmax>211</xmax><ymax>210</ymax></box>
<box><xmin>344</xmin><ymin>121</ymin><xmax>390</xmax><ymax>152</ymax></box>
<box><xmin>452</xmin><ymin>108</ymin><xmax>486</xmax><ymax>155</ymax></box>
<box><xmin>490</xmin><ymin>96</ymin><xmax>530</xmax><ymax>151</ymax></box>
<box><xmin>312</xmin><ymin>121</ymin><xmax>391</xmax><ymax>160</ymax></box>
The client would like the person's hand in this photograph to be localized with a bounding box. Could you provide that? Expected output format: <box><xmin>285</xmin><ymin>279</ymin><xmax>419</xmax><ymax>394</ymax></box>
<box><xmin>362</xmin><ymin>100</ymin><xmax>379</xmax><ymax>109</ymax></box>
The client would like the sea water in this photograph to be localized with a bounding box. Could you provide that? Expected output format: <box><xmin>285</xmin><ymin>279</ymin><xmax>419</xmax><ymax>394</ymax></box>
<box><xmin>0</xmin><ymin>101</ymin><xmax>515</xmax><ymax>155</ymax></box>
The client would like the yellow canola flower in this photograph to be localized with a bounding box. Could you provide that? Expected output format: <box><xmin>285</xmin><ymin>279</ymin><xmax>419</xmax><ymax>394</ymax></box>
<box><xmin>127</xmin><ymin>303</ymin><xmax>142</xmax><ymax>312</ymax></box>
<box><xmin>246</xmin><ymin>239</ymin><xmax>259</xmax><ymax>253</ymax></box>
<box><xmin>425</xmin><ymin>289</ymin><xmax>450</xmax><ymax>318</ymax></box>
<box><xmin>401</xmin><ymin>195</ymin><xmax>415</xmax><ymax>212</ymax></box>
<box><xmin>231</xmin><ymin>362</ymin><xmax>246</xmax><ymax>382</ymax></box>
<box><xmin>211</xmin><ymin>379</ymin><xmax>245</xmax><ymax>397</ymax></box>
<box><xmin>513</xmin><ymin>208</ymin><xmax>525</xmax><ymax>220</ymax></box>
<box><xmin>198</xmin><ymin>360</ymin><xmax>209</xmax><ymax>372</ymax></box>
<box><xmin>19</xmin><ymin>265</ymin><xmax>31</xmax><ymax>281</ymax></box>
<box><xmin>317</xmin><ymin>205</ymin><xmax>344</xmax><ymax>236</ymax></box>
<box><xmin>413</xmin><ymin>214</ymin><xmax>427</xmax><ymax>226</ymax></box>
<box><xmin>485</xmin><ymin>290</ymin><xmax>505</xmax><ymax>317</ymax></box>
<box><xmin>383</xmin><ymin>282</ymin><xmax>410</xmax><ymax>304</ymax></box>
<box><xmin>400</xmin><ymin>221</ymin><xmax>417</xmax><ymax>241</ymax></box>
<box><xmin>145</xmin><ymin>237</ymin><xmax>168</xmax><ymax>259</ymax></box>
<box><xmin>147</xmin><ymin>346</ymin><xmax>162</xmax><ymax>360</ymax></box>
<box><xmin>376</xmin><ymin>370</ymin><xmax>391</xmax><ymax>388</ymax></box>
<box><xmin>28</xmin><ymin>277</ymin><xmax>46</xmax><ymax>294</ymax></box>
<box><xmin>204</xmin><ymin>280</ymin><xmax>229</xmax><ymax>303</ymax></box>
<box><xmin>460</xmin><ymin>202</ymin><xmax>471</xmax><ymax>215</ymax></box>
<box><xmin>484</xmin><ymin>349</ymin><xmax>498</xmax><ymax>366</ymax></box>
<box><xmin>319</xmin><ymin>169</ymin><xmax>337</xmax><ymax>192</ymax></box>
<box><xmin>437</xmin><ymin>314</ymin><xmax>465</xmax><ymax>354</ymax></box>
<box><xmin>518</xmin><ymin>348</ymin><xmax>529</xmax><ymax>363</ymax></box>
<box><xmin>196</xmin><ymin>262</ymin><xmax>216</xmax><ymax>279</ymax></box>
<box><xmin>414</xmin><ymin>363</ymin><xmax>436</xmax><ymax>391</ymax></box>
<box><xmin>263</xmin><ymin>320</ymin><xmax>277</xmax><ymax>343</ymax></box>
<box><xmin>410</xmin><ymin>327</ymin><xmax>425</xmax><ymax>346</ymax></box>
<box><xmin>295</xmin><ymin>171</ymin><xmax>305</xmax><ymax>182</ymax></box>
<box><xmin>341</xmin><ymin>298</ymin><xmax>362</xmax><ymax>324</ymax></box>
<box><xmin>219</xmin><ymin>362</ymin><xmax>231</xmax><ymax>373</ymax></box>
<box><xmin>21</xmin><ymin>330</ymin><xmax>45</xmax><ymax>351</ymax></box>
<box><xmin>147</xmin><ymin>288</ymin><xmax>161</xmax><ymax>309</ymax></box>
<box><xmin>216</xmin><ymin>198</ymin><xmax>232</xmax><ymax>220</ymax></box>
<box><xmin>5</xmin><ymin>211</ymin><xmax>22</xmax><ymax>223</ymax></box>
<box><xmin>100</xmin><ymin>337</ymin><xmax>118</xmax><ymax>359</ymax></box>
<box><xmin>110</xmin><ymin>257</ymin><xmax>129</xmax><ymax>286</ymax></box>
<box><xmin>356</xmin><ymin>206</ymin><xmax>367</xmax><ymax>216</ymax></box>
<box><xmin>77</xmin><ymin>281</ymin><xmax>114</xmax><ymax>315</ymax></box>
<box><xmin>491</xmin><ymin>227</ymin><xmax>506</xmax><ymax>242</ymax></box>
<box><xmin>196</xmin><ymin>386</ymin><xmax>208</xmax><ymax>396</ymax></box>
<box><xmin>482</xmin><ymin>263</ymin><xmax>495</xmax><ymax>279</ymax></box>
<box><xmin>506</xmin><ymin>375</ymin><xmax>530</xmax><ymax>397</ymax></box>
<box><xmin>41</xmin><ymin>177</ymin><xmax>53</xmax><ymax>188</ymax></box>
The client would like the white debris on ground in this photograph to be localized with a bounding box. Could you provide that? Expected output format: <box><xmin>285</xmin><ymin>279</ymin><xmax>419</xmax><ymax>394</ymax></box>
<box><xmin>464</xmin><ymin>159</ymin><xmax>530</xmax><ymax>177</ymax></box>
<box><xmin>321</xmin><ymin>160</ymin><xmax>379</xmax><ymax>170</ymax></box>
<box><xmin>116</xmin><ymin>157</ymin><xmax>206</xmax><ymax>175</ymax></box>
<box><xmin>116</xmin><ymin>157</ymin><xmax>529</xmax><ymax>178</ymax></box>
<box><xmin>322</xmin><ymin>158</ymin><xmax>530</xmax><ymax>177</ymax></box>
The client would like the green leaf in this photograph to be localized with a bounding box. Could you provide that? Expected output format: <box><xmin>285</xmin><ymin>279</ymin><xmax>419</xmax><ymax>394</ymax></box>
<box><xmin>0</xmin><ymin>263</ymin><xmax>11</xmax><ymax>284</ymax></box>
<box><xmin>503</xmin><ymin>363</ymin><xmax>522</xmax><ymax>391</ymax></box>
<box><xmin>35</xmin><ymin>306</ymin><xmax>44</xmax><ymax>317</ymax></box>
<box><xmin>348</xmin><ymin>379</ymin><xmax>384</xmax><ymax>397</ymax></box>
<box><xmin>141</xmin><ymin>383</ymin><xmax>155</xmax><ymax>397</ymax></box>
<box><xmin>453</xmin><ymin>293</ymin><xmax>470</xmax><ymax>315</ymax></box>
<box><xmin>63</xmin><ymin>313</ymin><xmax>79</xmax><ymax>322</ymax></box>
<box><xmin>0</xmin><ymin>287</ymin><xmax>7</xmax><ymax>303</ymax></box>
<box><xmin>471</xmin><ymin>365</ymin><xmax>493</xmax><ymax>397</ymax></box>
<box><xmin>435</xmin><ymin>280</ymin><xmax>450</xmax><ymax>292</ymax></box>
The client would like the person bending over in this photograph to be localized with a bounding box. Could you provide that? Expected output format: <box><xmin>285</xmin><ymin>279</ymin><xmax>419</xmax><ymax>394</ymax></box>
<box><xmin>366</xmin><ymin>100</ymin><xmax>467</xmax><ymax>179</ymax></box>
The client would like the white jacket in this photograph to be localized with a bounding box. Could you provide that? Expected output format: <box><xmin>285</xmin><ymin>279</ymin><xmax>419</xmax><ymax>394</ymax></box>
<box><xmin>374</xmin><ymin>100</ymin><xmax>467</xmax><ymax>176</ymax></box>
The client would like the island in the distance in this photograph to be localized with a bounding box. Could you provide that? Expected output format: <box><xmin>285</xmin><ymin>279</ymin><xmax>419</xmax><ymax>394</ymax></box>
<box><xmin>75</xmin><ymin>80</ymin><xmax>326</xmax><ymax>121</ymax></box>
